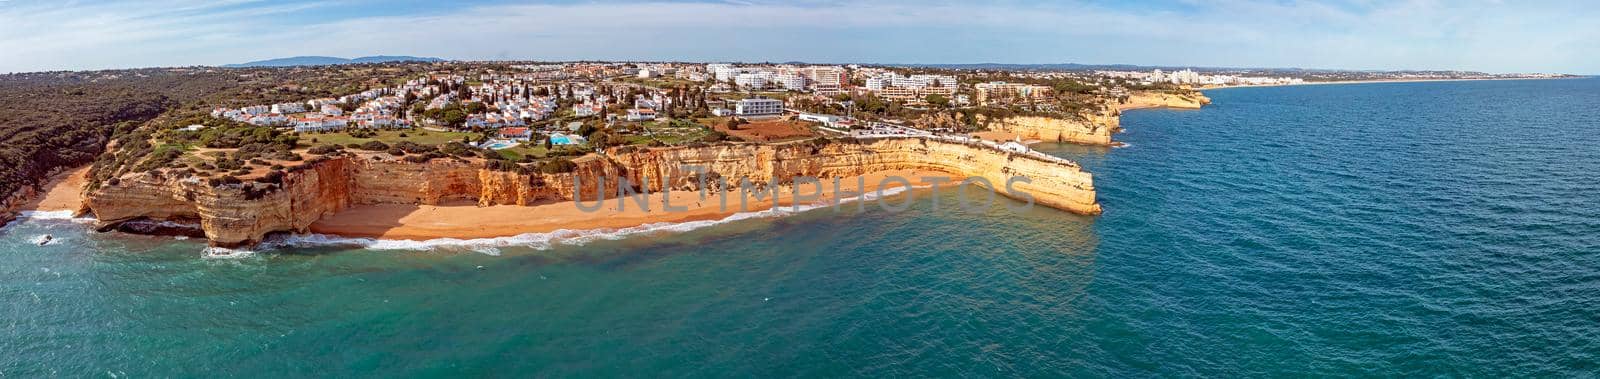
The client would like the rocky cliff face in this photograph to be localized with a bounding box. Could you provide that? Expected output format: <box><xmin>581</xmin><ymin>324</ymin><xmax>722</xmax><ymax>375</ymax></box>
<box><xmin>0</xmin><ymin>187</ymin><xmax>37</xmax><ymax>227</ymax></box>
<box><xmin>1122</xmin><ymin>91</ymin><xmax>1212</xmax><ymax>110</ymax></box>
<box><xmin>986</xmin><ymin>115</ymin><xmax>1121</xmax><ymax>145</ymax></box>
<box><xmin>86</xmin><ymin>138</ymin><xmax>1099</xmax><ymax>246</ymax></box>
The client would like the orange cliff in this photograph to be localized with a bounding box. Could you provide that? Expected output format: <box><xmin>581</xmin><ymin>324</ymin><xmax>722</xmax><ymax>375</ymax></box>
<box><xmin>976</xmin><ymin>90</ymin><xmax>1210</xmax><ymax>147</ymax></box>
<box><xmin>84</xmin><ymin>138</ymin><xmax>1101</xmax><ymax>247</ymax></box>
<box><xmin>1117</xmin><ymin>91</ymin><xmax>1211</xmax><ymax>111</ymax></box>
<box><xmin>981</xmin><ymin>113</ymin><xmax>1123</xmax><ymax>145</ymax></box>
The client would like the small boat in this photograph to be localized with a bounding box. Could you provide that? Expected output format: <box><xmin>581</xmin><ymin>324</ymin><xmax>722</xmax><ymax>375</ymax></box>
<box><xmin>33</xmin><ymin>235</ymin><xmax>54</xmax><ymax>246</ymax></box>
<box><xmin>202</xmin><ymin>247</ymin><xmax>251</xmax><ymax>259</ymax></box>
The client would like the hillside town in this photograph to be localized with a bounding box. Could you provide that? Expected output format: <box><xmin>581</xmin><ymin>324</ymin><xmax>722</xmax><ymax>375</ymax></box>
<box><xmin>190</xmin><ymin>62</ymin><xmax>1213</xmax><ymax>157</ymax></box>
<box><xmin>186</xmin><ymin>60</ymin><xmax>1567</xmax><ymax>165</ymax></box>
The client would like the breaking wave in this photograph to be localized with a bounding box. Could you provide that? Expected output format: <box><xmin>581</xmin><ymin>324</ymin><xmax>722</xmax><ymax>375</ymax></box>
<box><xmin>17</xmin><ymin>210</ymin><xmax>97</xmax><ymax>224</ymax></box>
<box><xmin>260</xmin><ymin>185</ymin><xmax>916</xmax><ymax>253</ymax></box>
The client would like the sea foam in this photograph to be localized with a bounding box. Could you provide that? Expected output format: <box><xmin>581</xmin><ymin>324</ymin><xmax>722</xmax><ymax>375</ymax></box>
<box><xmin>262</xmin><ymin>185</ymin><xmax>915</xmax><ymax>253</ymax></box>
<box><xmin>17</xmin><ymin>210</ymin><xmax>97</xmax><ymax>224</ymax></box>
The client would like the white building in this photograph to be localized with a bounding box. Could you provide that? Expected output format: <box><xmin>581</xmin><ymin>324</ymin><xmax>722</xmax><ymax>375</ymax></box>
<box><xmin>734</xmin><ymin>73</ymin><xmax>767</xmax><ymax>90</ymax></box>
<box><xmin>805</xmin><ymin>66</ymin><xmax>846</xmax><ymax>92</ymax></box>
<box><xmin>775</xmin><ymin>73</ymin><xmax>807</xmax><ymax>91</ymax></box>
<box><xmin>865</xmin><ymin>77</ymin><xmax>889</xmax><ymax>91</ymax></box>
<box><xmin>626</xmin><ymin>108</ymin><xmax>657</xmax><ymax>121</ymax></box>
<box><xmin>270</xmin><ymin>102</ymin><xmax>306</xmax><ymax>114</ymax></box>
<box><xmin>797</xmin><ymin>112</ymin><xmax>843</xmax><ymax>127</ymax></box>
<box><xmin>320</xmin><ymin>104</ymin><xmax>344</xmax><ymax>116</ymax></box>
<box><xmin>707</xmin><ymin>63</ymin><xmax>739</xmax><ymax>82</ymax></box>
<box><xmin>735</xmin><ymin>97</ymin><xmax>783</xmax><ymax>116</ymax></box>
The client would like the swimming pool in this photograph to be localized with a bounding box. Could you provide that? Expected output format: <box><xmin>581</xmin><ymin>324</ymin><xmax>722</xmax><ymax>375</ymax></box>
<box><xmin>549</xmin><ymin>136</ymin><xmax>572</xmax><ymax>145</ymax></box>
<box><xmin>483</xmin><ymin>141</ymin><xmax>518</xmax><ymax>150</ymax></box>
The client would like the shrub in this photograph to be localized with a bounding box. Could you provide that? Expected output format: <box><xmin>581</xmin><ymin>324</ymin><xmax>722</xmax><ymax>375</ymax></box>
<box><xmin>360</xmin><ymin>141</ymin><xmax>390</xmax><ymax>151</ymax></box>
<box><xmin>256</xmin><ymin>170</ymin><xmax>285</xmax><ymax>184</ymax></box>
<box><xmin>394</xmin><ymin>141</ymin><xmax>435</xmax><ymax>154</ymax></box>
<box><xmin>537</xmin><ymin>159</ymin><xmax>578</xmax><ymax>174</ymax></box>
<box><xmin>485</xmin><ymin>160</ymin><xmax>521</xmax><ymax>172</ymax></box>
<box><xmin>702</xmin><ymin>131</ymin><xmax>728</xmax><ymax>143</ymax></box>
<box><xmin>308</xmin><ymin>145</ymin><xmax>342</xmax><ymax>155</ymax></box>
<box><xmin>440</xmin><ymin>142</ymin><xmax>473</xmax><ymax>157</ymax></box>
<box><xmin>208</xmin><ymin>175</ymin><xmax>241</xmax><ymax>187</ymax></box>
<box><xmin>387</xmin><ymin>148</ymin><xmax>406</xmax><ymax>156</ymax></box>
<box><xmin>214</xmin><ymin>158</ymin><xmax>243</xmax><ymax>170</ymax></box>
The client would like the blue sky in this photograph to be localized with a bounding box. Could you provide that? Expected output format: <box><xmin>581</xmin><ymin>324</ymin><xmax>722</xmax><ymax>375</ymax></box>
<box><xmin>1</xmin><ymin>0</ymin><xmax>1595</xmax><ymax>74</ymax></box>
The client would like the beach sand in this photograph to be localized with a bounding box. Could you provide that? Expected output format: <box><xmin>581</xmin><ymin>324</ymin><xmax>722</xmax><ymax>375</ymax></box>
<box><xmin>310</xmin><ymin>169</ymin><xmax>962</xmax><ymax>240</ymax></box>
<box><xmin>21</xmin><ymin>165</ymin><xmax>89</xmax><ymax>213</ymax></box>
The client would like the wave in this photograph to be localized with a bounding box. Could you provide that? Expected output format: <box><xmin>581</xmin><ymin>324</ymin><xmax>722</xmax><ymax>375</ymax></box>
<box><xmin>17</xmin><ymin>210</ymin><xmax>97</xmax><ymax>224</ymax></box>
<box><xmin>202</xmin><ymin>246</ymin><xmax>255</xmax><ymax>260</ymax></box>
<box><xmin>262</xmin><ymin>185</ymin><xmax>917</xmax><ymax>253</ymax></box>
<box><xmin>31</xmin><ymin>235</ymin><xmax>58</xmax><ymax>246</ymax></box>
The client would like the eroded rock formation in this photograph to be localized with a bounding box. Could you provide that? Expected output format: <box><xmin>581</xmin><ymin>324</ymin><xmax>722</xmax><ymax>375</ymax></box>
<box><xmin>86</xmin><ymin>138</ymin><xmax>1099</xmax><ymax>246</ymax></box>
<box><xmin>985</xmin><ymin>115</ymin><xmax>1122</xmax><ymax>145</ymax></box>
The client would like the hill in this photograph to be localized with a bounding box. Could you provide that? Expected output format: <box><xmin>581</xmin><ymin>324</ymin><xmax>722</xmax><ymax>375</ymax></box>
<box><xmin>223</xmin><ymin>55</ymin><xmax>443</xmax><ymax>68</ymax></box>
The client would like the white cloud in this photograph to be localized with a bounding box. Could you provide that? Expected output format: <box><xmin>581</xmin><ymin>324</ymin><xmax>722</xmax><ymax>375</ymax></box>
<box><xmin>0</xmin><ymin>0</ymin><xmax>1594</xmax><ymax>73</ymax></box>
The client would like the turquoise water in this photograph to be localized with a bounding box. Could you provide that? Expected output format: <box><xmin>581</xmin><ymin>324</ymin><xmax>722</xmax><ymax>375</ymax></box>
<box><xmin>3</xmin><ymin>79</ymin><xmax>1599</xmax><ymax>376</ymax></box>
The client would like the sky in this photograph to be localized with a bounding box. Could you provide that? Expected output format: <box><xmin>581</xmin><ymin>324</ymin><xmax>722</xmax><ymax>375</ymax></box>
<box><xmin>0</xmin><ymin>0</ymin><xmax>1596</xmax><ymax>74</ymax></box>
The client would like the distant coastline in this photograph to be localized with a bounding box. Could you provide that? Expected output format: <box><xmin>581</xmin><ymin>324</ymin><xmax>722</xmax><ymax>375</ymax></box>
<box><xmin>1197</xmin><ymin>76</ymin><xmax>1584</xmax><ymax>91</ymax></box>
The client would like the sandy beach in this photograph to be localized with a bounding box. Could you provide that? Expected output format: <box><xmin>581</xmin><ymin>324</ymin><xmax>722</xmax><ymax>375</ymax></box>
<box><xmin>21</xmin><ymin>165</ymin><xmax>89</xmax><ymax>213</ymax></box>
<box><xmin>310</xmin><ymin>169</ymin><xmax>962</xmax><ymax>240</ymax></box>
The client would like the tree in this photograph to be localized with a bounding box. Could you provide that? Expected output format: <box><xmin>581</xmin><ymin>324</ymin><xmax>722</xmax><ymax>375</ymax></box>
<box><xmin>441</xmin><ymin>109</ymin><xmax>467</xmax><ymax>128</ymax></box>
<box><xmin>925</xmin><ymin>94</ymin><xmax>950</xmax><ymax>108</ymax></box>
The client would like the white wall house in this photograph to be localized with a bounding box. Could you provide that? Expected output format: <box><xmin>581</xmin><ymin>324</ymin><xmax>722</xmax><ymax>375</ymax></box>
<box><xmin>735</xmin><ymin>97</ymin><xmax>783</xmax><ymax>116</ymax></box>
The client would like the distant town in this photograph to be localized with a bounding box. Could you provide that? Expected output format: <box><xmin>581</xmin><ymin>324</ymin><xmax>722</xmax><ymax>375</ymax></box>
<box><xmin>183</xmin><ymin>61</ymin><xmax>1570</xmax><ymax>159</ymax></box>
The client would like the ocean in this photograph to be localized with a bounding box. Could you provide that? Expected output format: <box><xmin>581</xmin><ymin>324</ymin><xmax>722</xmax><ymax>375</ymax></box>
<box><xmin>3</xmin><ymin>78</ymin><xmax>1598</xmax><ymax>376</ymax></box>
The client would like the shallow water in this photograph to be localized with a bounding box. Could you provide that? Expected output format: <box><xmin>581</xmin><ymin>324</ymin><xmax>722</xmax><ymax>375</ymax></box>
<box><xmin>2</xmin><ymin>78</ymin><xmax>1598</xmax><ymax>376</ymax></box>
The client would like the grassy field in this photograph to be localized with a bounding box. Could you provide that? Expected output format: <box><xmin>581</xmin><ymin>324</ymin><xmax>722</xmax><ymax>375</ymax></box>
<box><xmin>300</xmin><ymin>129</ymin><xmax>480</xmax><ymax>147</ymax></box>
<box><xmin>623</xmin><ymin>119</ymin><xmax>712</xmax><ymax>146</ymax></box>
<box><xmin>494</xmin><ymin>144</ymin><xmax>552</xmax><ymax>160</ymax></box>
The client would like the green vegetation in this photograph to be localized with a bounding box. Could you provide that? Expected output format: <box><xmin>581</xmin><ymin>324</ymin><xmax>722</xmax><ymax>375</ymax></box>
<box><xmin>0</xmin><ymin>63</ymin><xmax>434</xmax><ymax>195</ymax></box>
<box><xmin>0</xmin><ymin>74</ymin><xmax>173</xmax><ymax>200</ymax></box>
<box><xmin>493</xmin><ymin>145</ymin><xmax>550</xmax><ymax>161</ymax></box>
<box><xmin>307</xmin><ymin>129</ymin><xmax>479</xmax><ymax>147</ymax></box>
<box><xmin>620</xmin><ymin>118</ymin><xmax>712</xmax><ymax>146</ymax></box>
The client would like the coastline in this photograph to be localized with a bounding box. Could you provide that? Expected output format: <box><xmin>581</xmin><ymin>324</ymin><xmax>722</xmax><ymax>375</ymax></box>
<box><xmin>17</xmin><ymin>165</ymin><xmax>89</xmax><ymax>214</ymax></box>
<box><xmin>1197</xmin><ymin>76</ymin><xmax>1581</xmax><ymax>91</ymax></box>
<box><xmin>311</xmin><ymin>170</ymin><xmax>958</xmax><ymax>241</ymax></box>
